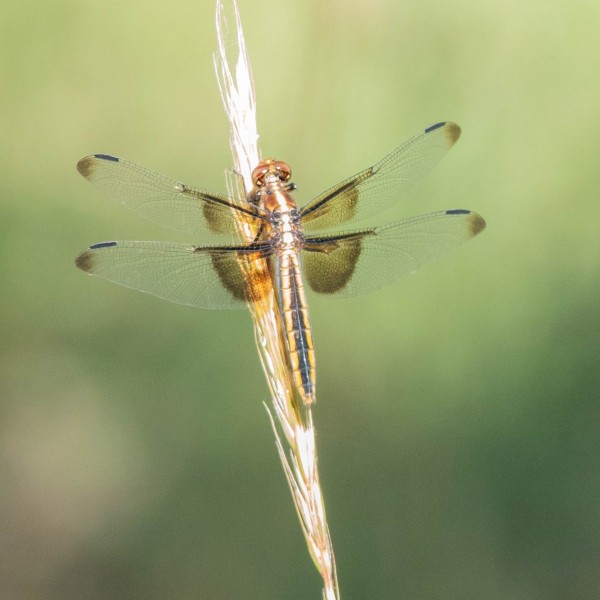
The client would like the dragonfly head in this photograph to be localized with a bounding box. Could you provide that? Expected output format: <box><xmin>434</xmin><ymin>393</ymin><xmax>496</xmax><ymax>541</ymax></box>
<box><xmin>251</xmin><ymin>159</ymin><xmax>292</xmax><ymax>188</ymax></box>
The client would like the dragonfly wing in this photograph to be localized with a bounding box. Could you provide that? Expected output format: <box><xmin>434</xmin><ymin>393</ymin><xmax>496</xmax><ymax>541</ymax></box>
<box><xmin>77</xmin><ymin>154</ymin><xmax>267</xmax><ymax>241</ymax></box>
<box><xmin>300</xmin><ymin>122</ymin><xmax>461</xmax><ymax>231</ymax></box>
<box><xmin>302</xmin><ymin>209</ymin><xmax>485</xmax><ymax>297</ymax></box>
<box><xmin>75</xmin><ymin>240</ymin><xmax>274</xmax><ymax>309</ymax></box>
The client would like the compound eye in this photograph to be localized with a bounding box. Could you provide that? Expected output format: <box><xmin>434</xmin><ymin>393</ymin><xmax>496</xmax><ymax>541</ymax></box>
<box><xmin>251</xmin><ymin>163</ymin><xmax>269</xmax><ymax>187</ymax></box>
<box><xmin>272</xmin><ymin>160</ymin><xmax>292</xmax><ymax>182</ymax></box>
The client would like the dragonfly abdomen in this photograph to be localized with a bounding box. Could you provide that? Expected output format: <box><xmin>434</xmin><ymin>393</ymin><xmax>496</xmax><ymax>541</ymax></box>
<box><xmin>277</xmin><ymin>251</ymin><xmax>316</xmax><ymax>405</ymax></box>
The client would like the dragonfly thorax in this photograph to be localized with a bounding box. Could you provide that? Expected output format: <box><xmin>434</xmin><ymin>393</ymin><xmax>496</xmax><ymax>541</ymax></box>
<box><xmin>268</xmin><ymin>208</ymin><xmax>304</xmax><ymax>250</ymax></box>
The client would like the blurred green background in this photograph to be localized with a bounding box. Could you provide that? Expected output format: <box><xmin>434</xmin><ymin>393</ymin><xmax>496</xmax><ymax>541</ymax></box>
<box><xmin>2</xmin><ymin>0</ymin><xmax>599</xmax><ymax>598</ymax></box>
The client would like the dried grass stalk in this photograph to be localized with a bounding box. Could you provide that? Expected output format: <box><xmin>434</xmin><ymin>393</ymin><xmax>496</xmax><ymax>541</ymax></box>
<box><xmin>214</xmin><ymin>2</ymin><xmax>340</xmax><ymax>598</ymax></box>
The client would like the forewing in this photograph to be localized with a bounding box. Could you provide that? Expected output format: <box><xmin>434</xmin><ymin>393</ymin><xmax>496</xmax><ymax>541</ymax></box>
<box><xmin>77</xmin><ymin>154</ymin><xmax>266</xmax><ymax>241</ymax></box>
<box><xmin>75</xmin><ymin>240</ymin><xmax>273</xmax><ymax>309</ymax></box>
<box><xmin>300</xmin><ymin>122</ymin><xmax>461</xmax><ymax>231</ymax></box>
<box><xmin>303</xmin><ymin>209</ymin><xmax>485</xmax><ymax>297</ymax></box>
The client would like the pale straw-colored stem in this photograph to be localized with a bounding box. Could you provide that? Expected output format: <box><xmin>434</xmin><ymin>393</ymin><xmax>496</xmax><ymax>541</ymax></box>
<box><xmin>214</xmin><ymin>2</ymin><xmax>340</xmax><ymax>598</ymax></box>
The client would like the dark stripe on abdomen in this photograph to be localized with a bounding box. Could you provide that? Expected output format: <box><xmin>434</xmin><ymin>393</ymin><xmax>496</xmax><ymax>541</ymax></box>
<box><xmin>278</xmin><ymin>253</ymin><xmax>316</xmax><ymax>404</ymax></box>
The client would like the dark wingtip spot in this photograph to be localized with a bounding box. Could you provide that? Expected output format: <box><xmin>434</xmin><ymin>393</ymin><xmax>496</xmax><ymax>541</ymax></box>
<box><xmin>425</xmin><ymin>121</ymin><xmax>446</xmax><ymax>133</ymax></box>
<box><xmin>90</xmin><ymin>241</ymin><xmax>117</xmax><ymax>249</ymax></box>
<box><xmin>446</xmin><ymin>208</ymin><xmax>470</xmax><ymax>215</ymax></box>
<box><xmin>467</xmin><ymin>213</ymin><xmax>486</xmax><ymax>236</ymax></box>
<box><xmin>76</xmin><ymin>242</ymin><xmax>117</xmax><ymax>271</ymax></box>
<box><xmin>445</xmin><ymin>122</ymin><xmax>461</xmax><ymax>144</ymax></box>
<box><xmin>446</xmin><ymin>210</ymin><xmax>486</xmax><ymax>236</ymax></box>
<box><xmin>424</xmin><ymin>121</ymin><xmax>461</xmax><ymax>145</ymax></box>
<box><xmin>77</xmin><ymin>154</ymin><xmax>118</xmax><ymax>178</ymax></box>
<box><xmin>75</xmin><ymin>250</ymin><xmax>94</xmax><ymax>272</ymax></box>
<box><xmin>76</xmin><ymin>156</ymin><xmax>95</xmax><ymax>178</ymax></box>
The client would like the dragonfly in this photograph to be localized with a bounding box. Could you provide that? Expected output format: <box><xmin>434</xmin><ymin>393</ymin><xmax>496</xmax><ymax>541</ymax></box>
<box><xmin>75</xmin><ymin>121</ymin><xmax>485</xmax><ymax>405</ymax></box>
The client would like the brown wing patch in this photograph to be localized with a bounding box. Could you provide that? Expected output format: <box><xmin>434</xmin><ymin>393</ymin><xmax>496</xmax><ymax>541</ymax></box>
<box><xmin>75</xmin><ymin>249</ymin><xmax>94</xmax><ymax>272</ymax></box>
<box><xmin>202</xmin><ymin>198</ymin><xmax>232</xmax><ymax>235</ymax></box>
<box><xmin>76</xmin><ymin>156</ymin><xmax>95</xmax><ymax>179</ymax></box>
<box><xmin>303</xmin><ymin>178</ymin><xmax>360</xmax><ymax>221</ymax></box>
<box><xmin>467</xmin><ymin>213</ymin><xmax>487</xmax><ymax>236</ymax></box>
<box><xmin>172</xmin><ymin>184</ymin><xmax>265</xmax><ymax>236</ymax></box>
<box><xmin>208</xmin><ymin>249</ymin><xmax>272</xmax><ymax>303</ymax></box>
<box><xmin>300</xmin><ymin>171</ymin><xmax>370</xmax><ymax>230</ymax></box>
<box><xmin>444</xmin><ymin>122</ymin><xmax>461</xmax><ymax>145</ymax></box>
<box><xmin>303</xmin><ymin>231</ymin><xmax>374</xmax><ymax>294</ymax></box>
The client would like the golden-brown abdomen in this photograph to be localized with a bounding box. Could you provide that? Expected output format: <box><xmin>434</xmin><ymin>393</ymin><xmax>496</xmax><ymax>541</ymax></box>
<box><xmin>276</xmin><ymin>250</ymin><xmax>316</xmax><ymax>405</ymax></box>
